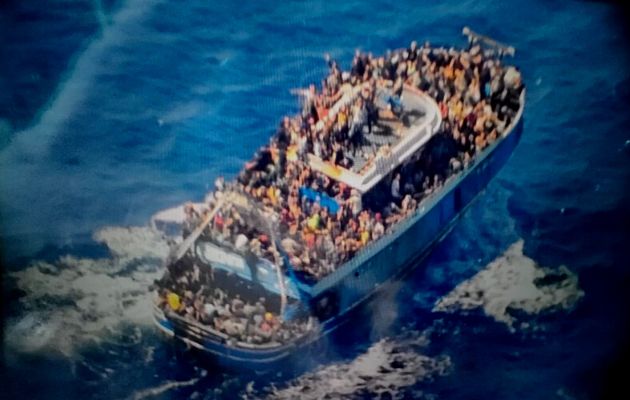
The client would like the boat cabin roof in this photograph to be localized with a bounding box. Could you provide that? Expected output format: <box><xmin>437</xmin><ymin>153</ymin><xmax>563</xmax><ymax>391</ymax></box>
<box><xmin>307</xmin><ymin>86</ymin><xmax>441</xmax><ymax>194</ymax></box>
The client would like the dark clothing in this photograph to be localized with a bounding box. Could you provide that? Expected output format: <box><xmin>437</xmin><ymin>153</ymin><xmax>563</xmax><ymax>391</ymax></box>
<box><xmin>352</xmin><ymin>57</ymin><xmax>366</xmax><ymax>78</ymax></box>
<box><xmin>276</xmin><ymin>126</ymin><xmax>290</xmax><ymax>150</ymax></box>
<box><xmin>254</xmin><ymin>148</ymin><xmax>272</xmax><ymax>171</ymax></box>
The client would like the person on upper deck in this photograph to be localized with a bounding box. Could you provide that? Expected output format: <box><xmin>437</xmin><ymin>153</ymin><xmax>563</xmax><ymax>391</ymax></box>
<box><xmin>351</xmin><ymin>49</ymin><xmax>367</xmax><ymax>78</ymax></box>
<box><xmin>349</xmin><ymin>98</ymin><xmax>367</xmax><ymax>154</ymax></box>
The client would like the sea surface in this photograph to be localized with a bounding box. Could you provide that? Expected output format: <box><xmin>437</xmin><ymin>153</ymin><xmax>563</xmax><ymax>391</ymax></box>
<box><xmin>1</xmin><ymin>0</ymin><xmax>629</xmax><ymax>399</ymax></box>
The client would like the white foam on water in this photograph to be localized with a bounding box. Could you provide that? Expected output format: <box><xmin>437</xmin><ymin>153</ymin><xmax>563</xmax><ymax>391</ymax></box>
<box><xmin>262</xmin><ymin>331</ymin><xmax>451</xmax><ymax>399</ymax></box>
<box><xmin>5</xmin><ymin>226</ymin><xmax>170</xmax><ymax>357</ymax></box>
<box><xmin>366</xmin><ymin>280</ymin><xmax>403</xmax><ymax>341</ymax></box>
<box><xmin>433</xmin><ymin>240</ymin><xmax>584</xmax><ymax>329</ymax></box>
<box><xmin>125</xmin><ymin>377</ymin><xmax>200</xmax><ymax>400</ymax></box>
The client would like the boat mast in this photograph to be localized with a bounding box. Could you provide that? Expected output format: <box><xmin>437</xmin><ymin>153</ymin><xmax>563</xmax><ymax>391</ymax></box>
<box><xmin>264</xmin><ymin>215</ymin><xmax>288</xmax><ymax>319</ymax></box>
<box><xmin>164</xmin><ymin>194</ymin><xmax>228</xmax><ymax>267</ymax></box>
<box><xmin>462</xmin><ymin>26</ymin><xmax>515</xmax><ymax>57</ymax></box>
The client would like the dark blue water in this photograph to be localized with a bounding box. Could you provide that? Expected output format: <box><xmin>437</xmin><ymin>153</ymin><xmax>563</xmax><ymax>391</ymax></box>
<box><xmin>2</xmin><ymin>0</ymin><xmax>629</xmax><ymax>399</ymax></box>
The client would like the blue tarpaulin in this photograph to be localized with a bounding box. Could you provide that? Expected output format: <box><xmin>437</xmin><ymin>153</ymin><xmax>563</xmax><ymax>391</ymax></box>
<box><xmin>299</xmin><ymin>187</ymin><xmax>340</xmax><ymax>214</ymax></box>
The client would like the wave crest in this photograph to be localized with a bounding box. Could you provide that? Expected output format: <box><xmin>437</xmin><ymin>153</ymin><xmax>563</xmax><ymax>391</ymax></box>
<box><xmin>263</xmin><ymin>330</ymin><xmax>450</xmax><ymax>399</ymax></box>
<box><xmin>433</xmin><ymin>240</ymin><xmax>584</xmax><ymax>329</ymax></box>
<box><xmin>5</xmin><ymin>226</ymin><xmax>169</xmax><ymax>357</ymax></box>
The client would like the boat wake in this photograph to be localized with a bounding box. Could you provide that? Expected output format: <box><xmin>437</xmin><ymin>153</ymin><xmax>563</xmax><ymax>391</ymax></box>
<box><xmin>126</xmin><ymin>377</ymin><xmax>201</xmax><ymax>400</ymax></box>
<box><xmin>5</xmin><ymin>226</ymin><xmax>169</xmax><ymax>357</ymax></box>
<box><xmin>433</xmin><ymin>239</ymin><xmax>584</xmax><ymax>330</ymax></box>
<box><xmin>260</xmin><ymin>329</ymin><xmax>451</xmax><ymax>399</ymax></box>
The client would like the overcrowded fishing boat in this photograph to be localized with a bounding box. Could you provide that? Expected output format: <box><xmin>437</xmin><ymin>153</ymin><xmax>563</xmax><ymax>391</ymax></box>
<box><xmin>152</xmin><ymin>27</ymin><xmax>525</xmax><ymax>368</ymax></box>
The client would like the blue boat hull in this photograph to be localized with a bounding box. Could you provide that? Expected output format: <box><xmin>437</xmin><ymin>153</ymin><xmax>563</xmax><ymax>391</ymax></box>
<box><xmin>153</xmin><ymin>112</ymin><xmax>524</xmax><ymax>370</ymax></box>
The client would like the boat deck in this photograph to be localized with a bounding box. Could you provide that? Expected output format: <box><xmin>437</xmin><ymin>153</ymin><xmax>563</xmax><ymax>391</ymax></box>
<box><xmin>346</xmin><ymin>87</ymin><xmax>431</xmax><ymax>172</ymax></box>
<box><xmin>307</xmin><ymin>86</ymin><xmax>441</xmax><ymax>193</ymax></box>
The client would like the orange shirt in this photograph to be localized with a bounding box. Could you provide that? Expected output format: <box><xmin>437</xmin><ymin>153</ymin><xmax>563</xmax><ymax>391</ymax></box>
<box><xmin>439</xmin><ymin>102</ymin><xmax>449</xmax><ymax>119</ymax></box>
<box><xmin>317</xmin><ymin>105</ymin><xmax>329</xmax><ymax>121</ymax></box>
<box><xmin>304</xmin><ymin>232</ymin><xmax>316</xmax><ymax>249</ymax></box>
<box><xmin>289</xmin><ymin>203</ymin><xmax>301</xmax><ymax>220</ymax></box>
<box><xmin>444</xmin><ymin>64</ymin><xmax>454</xmax><ymax>80</ymax></box>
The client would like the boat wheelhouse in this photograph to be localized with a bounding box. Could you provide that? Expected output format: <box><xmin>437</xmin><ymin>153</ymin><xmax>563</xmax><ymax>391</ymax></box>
<box><xmin>307</xmin><ymin>85</ymin><xmax>441</xmax><ymax>194</ymax></box>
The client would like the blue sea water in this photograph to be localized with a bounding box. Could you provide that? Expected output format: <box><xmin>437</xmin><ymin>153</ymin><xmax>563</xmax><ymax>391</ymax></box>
<box><xmin>1</xmin><ymin>0</ymin><xmax>630</xmax><ymax>399</ymax></box>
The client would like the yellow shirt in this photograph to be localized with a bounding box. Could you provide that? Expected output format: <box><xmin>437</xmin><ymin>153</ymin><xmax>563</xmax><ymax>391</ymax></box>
<box><xmin>337</xmin><ymin>111</ymin><xmax>347</xmax><ymax>126</ymax></box>
<box><xmin>307</xmin><ymin>214</ymin><xmax>321</xmax><ymax>231</ymax></box>
<box><xmin>267</xmin><ymin>186</ymin><xmax>276</xmax><ymax>204</ymax></box>
<box><xmin>360</xmin><ymin>230</ymin><xmax>370</xmax><ymax>245</ymax></box>
<box><xmin>287</xmin><ymin>145</ymin><xmax>298</xmax><ymax>161</ymax></box>
<box><xmin>167</xmin><ymin>292</ymin><xmax>181</xmax><ymax>311</ymax></box>
<box><xmin>453</xmin><ymin>101</ymin><xmax>464</xmax><ymax>121</ymax></box>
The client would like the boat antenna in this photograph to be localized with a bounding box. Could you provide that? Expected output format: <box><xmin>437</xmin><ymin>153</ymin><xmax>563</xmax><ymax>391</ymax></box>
<box><xmin>462</xmin><ymin>26</ymin><xmax>515</xmax><ymax>57</ymax></box>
